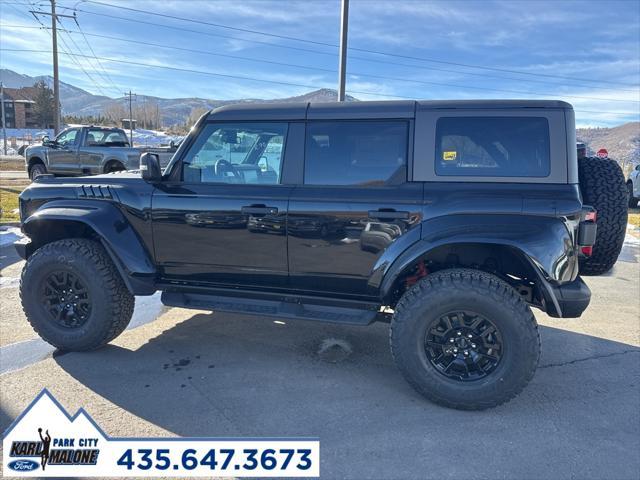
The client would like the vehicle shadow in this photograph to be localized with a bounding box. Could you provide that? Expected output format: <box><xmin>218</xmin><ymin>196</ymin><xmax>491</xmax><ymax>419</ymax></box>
<box><xmin>53</xmin><ymin>311</ymin><xmax>640</xmax><ymax>478</ymax></box>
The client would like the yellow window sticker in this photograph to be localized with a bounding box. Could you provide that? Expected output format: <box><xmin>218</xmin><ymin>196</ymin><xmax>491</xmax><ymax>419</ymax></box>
<box><xmin>443</xmin><ymin>151</ymin><xmax>457</xmax><ymax>161</ymax></box>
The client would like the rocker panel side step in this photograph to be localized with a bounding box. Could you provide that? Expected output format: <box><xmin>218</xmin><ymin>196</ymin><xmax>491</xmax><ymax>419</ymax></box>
<box><xmin>161</xmin><ymin>291</ymin><xmax>379</xmax><ymax>325</ymax></box>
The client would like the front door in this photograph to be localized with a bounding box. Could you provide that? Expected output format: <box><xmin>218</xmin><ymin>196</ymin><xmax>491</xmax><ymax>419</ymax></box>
<box><xmin>152</xmin><ymin>121</ymin><xmax>291</xmax><ymax>288</ymax></box>
<box><xmin>47</xmin><ymin>128</ymin><xmax>79</xmax><ymax>174</ymax></box>
<box><xmin>288</xmin><ymin>120</ymin><xmax>423</xmax><ymax>297</ymax></box>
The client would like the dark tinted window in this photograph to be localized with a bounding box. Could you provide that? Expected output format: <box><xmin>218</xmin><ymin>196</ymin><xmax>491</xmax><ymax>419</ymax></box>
<box><xmin>181</xmin><ymin>122</ymin><xmax>287</xmax><ymax>184</ymax></box>
<box><xmin>304</xmin><ymin>121</ymin><xmax>407</xmax><ymax>186</ymax></box>
<box><xmin>435</xmin><ymin>117</ymin><xmax>550</xmax><ymax>177</ymax></box>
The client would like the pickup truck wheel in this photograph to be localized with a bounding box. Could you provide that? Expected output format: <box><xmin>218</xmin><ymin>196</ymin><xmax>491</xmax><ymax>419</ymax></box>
<box><xmin>20</xmin><ymin>238</ymin><xmax>134</xmax><ymax>351</ymax></box>
<box><xmin>628</xmin><ymin>182</ymin><xmax>638</xmax><ymax>208</ymax></box>
<box><xmin>578</xmin><ymin>157</ymin><xmax>628</xmax><ymax>275</ymax></box>
<box><xmin>29</xmin><ymin>163</ymin><xmax>46</xmax><ymax>180</ymax></box>
<box><xmin>390</xmin><ymin>269</ymin><xmax>540</xmax><ymax>410</ymax></box>
<box><xmin>105</xmin><ymin>162</ymin><xmax>125</xmax><ymax>173</ymax></box>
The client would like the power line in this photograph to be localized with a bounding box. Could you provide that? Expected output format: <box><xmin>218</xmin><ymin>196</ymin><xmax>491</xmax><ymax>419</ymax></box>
<box><xmin>2</xmin><ymin>47</ymin><xmax>638</xmax><ymax>118</ymax></box>
<box><xmin>27</xmin><ymin>3</ymin><xmax>113</xmax><ymax>98</ymax></box>
<box><xmin>56</xmin><ymin>26</ymin><xmax>119</xmax><ymax>95</ymax></box>
<box><xmin>4</xmin><ymin>22</ymin><xmax>636</xmax><ymax>105</ymax></box>
<box><xmin>5</xmin><ymin>19</ymin><xmax>638</xmax><ymax>95</ymax></box>
<box><xmin>65</xmin><ymin>14</ymin><xmax>121</xmax><ymax>94</ymax></box>
<box><xmin>71</xmin><ymin>0</ymin><xmax>640</xmax><ymax>89</ymax></box>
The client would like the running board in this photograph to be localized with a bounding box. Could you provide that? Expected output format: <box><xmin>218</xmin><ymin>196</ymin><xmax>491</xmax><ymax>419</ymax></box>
<box><xmin>161</xmin><ymin>291</ymin><xmax>379</xmax><ymax>325</ymax></box>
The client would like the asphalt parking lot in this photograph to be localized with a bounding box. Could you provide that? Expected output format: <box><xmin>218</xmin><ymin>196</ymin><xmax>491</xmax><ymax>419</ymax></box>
<box><xmin>0</xmin><ymin>226</ymin><xmax>639</xmax><ymax>479</ymax></box>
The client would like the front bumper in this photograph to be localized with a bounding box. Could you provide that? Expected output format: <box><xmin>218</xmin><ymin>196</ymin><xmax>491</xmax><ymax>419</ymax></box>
<box><xmin>549</xmin><ymin>277</ymin><xmax>591</xmax><ymax>318</ymax></box>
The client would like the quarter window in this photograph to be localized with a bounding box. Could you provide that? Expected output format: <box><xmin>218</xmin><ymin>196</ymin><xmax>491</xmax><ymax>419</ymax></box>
<box><xmin>304</xmin><ymin>121</ymin><xmax>408</xmax><ymax>186</ymax></box>
<box><xmin>435</xmin><ymin>117</ymin><xmax>550</xmax><ymax>177</ymax></box>
<box><xmin>181</xmin><ymin>123</ymin><xmax>287</xmax><ymax>184</ymax></box>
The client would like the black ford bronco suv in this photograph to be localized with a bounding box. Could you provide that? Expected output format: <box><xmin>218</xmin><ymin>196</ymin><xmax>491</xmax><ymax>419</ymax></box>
<box><xmin>16</xmin><ymin>100</ymin><xmax>628</xmax><ymax>410</ymax></box>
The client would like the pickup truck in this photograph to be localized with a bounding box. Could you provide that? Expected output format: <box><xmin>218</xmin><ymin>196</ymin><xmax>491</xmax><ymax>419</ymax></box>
<box><xmin>16</xmin><ymin>100</ymin><xmax>628</xmax><ymax>410</ymax></box>
<box><xmin>24</xmin><ymin>126</ymin><xmax>175</xmax><ymax>180</ymax></box>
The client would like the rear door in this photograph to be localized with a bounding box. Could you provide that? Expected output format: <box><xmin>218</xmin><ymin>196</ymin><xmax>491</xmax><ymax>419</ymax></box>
<box><xmin>288</xmin><ymin>117</ymin><xmax>423</xmax><ymax>298</ymax></box>
<box><xmin>151</xmin><ymin>121</ymin><xmax>293</xmax><ymax>288</ymax></box>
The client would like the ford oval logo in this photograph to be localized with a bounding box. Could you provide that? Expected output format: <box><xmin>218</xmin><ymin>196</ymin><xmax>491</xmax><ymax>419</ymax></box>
<box><xmin>8</xmin><ymin>459</ymin><xmax>39</xmax><ymax>471</ymax></box>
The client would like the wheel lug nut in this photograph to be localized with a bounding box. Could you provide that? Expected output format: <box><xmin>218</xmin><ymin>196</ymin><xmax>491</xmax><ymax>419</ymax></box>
<box><xmin>449</xmin><ymin>338</ymin><xmax>454</xmax><ymax>343</ymax></box>
<box><xmin>471</xmin><ymin>343</ymin><xmax>476</xmax><ymax>348</ymax></box>
<box><xmin>453</xmin><ymin>348</ymin><xmax>458</xmax><ymax>353</ymax></box>
<box><xmin>467</xmin><ymin>334</ymin><xmax>473</xmax><ymax>338</ymax></box>
<box><xmin>457</xmin><ymin>332</ymin><xmax>462</xmax><ymax>336</ymax></box>
<box><xmin>464</xmin><ymin>350</ymin><xmax>469</xmax><ymax>356</ymax></box>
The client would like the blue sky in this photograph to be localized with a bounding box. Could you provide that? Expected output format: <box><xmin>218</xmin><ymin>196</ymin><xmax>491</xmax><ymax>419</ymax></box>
<box><xmin>1</xmin><ymin>0</ymin><xmax>639</xmax><ymax>126</ymax></box>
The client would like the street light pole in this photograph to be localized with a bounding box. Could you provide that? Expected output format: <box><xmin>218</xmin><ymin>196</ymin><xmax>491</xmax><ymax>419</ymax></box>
<box><xmin>50</xmin><ymin>0</ymin><xmax>60</xmax><ymax>134</ymax></box>
<box><xmin>337</xmin><ymin>0</ymin><xmax>349</xmax><ymax>101</ymax></box>
<box><xmin>30</xmin><ymin>1</ymin><xmax>75</xmax><ymax>134</ymax></box>
<box><xmin>1</xmin><ymin>82</ymin><xmax>7</xmax><ymax>155</ymax></box>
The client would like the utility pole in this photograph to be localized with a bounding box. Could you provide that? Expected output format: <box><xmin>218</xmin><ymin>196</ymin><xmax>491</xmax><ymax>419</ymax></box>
<box><xmin>1</xmin><ymin>82</ymin><xmax>7</xmax><ymax>155</ymax></box>
<box><xmin>337</xmin><ymin>0</ymin><xmax>349</xmax><ymax>101</ymax></box>
<box><xmin>30</xmin><ymin>1</ymin><xmax>75</xmax><ymax>135</ymax></box>
<box><xmin>124</xmin><ymin>90</ymin><xmax>136</xmax><ymax>145</ymax></box>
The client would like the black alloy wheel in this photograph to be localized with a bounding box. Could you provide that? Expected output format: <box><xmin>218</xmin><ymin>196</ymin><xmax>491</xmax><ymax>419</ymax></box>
<box><xmin>41</xmin><ymin>270</ymin><xmax>91</xmax><ymax>329</ymax></box>
<box><xmin>424</xmin><ymin>311</ymin><xmax>503</xmax><ymax>381</ymax></box>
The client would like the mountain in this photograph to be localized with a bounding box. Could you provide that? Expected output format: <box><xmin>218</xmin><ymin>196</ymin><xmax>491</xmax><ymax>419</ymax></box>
<box><xmin>577</xmin><ymin>122</ymin><xmax>640</xmax><ymax>174</ymax></box>
<box><xmin>0</xmin><ymin>69</ymin><xmax>355</xmax><ymax>126</ymax></box>
<box><xmin>2</xmin><ymin>69</ymin><xmax>637</xmax><ymax>168</ymax></box>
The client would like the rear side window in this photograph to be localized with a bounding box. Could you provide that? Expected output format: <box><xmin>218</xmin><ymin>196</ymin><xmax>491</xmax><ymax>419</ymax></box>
<box><xmin>304</xmin><ymin>121</ymin><xmax>407</xmax><ymax>186</ymax></box>
<box><xmin>435</xmin><ymin>117</ymin><xmax>550</xmax><ymax>177</ymax></box>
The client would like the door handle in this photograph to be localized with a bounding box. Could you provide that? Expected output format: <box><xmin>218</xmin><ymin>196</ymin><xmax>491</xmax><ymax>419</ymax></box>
<box><xmin>368</xmin><ymin>209</ymin><xmax>409</xmax><ymax>220</ymax></box>
<box><xmin>241</xmin><ymin>205</ymin><xmax>278</xmax><ymax>215</ymax></box>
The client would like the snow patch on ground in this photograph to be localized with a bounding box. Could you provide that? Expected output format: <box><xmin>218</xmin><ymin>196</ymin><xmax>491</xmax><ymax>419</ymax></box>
<box><xmin>0</xmin><ymin>227</ymin><xmax>23</xmax><ymax>246</ymax></box>
<box><xmin>132</xmin><ymin>128</ymin><xmax>183</xmax><ymax>147</ymax></box>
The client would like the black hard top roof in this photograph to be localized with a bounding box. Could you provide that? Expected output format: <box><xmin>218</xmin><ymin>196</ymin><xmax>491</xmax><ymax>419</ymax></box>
<box><xmin>207</xmin><ymin>99</ymin><xmax>573</xmax><ymax>121</ymax></box>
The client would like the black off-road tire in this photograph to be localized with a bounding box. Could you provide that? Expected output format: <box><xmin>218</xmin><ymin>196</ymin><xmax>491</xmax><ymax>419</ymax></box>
<box><xmin>105</xmin><ymin>161</ymin><xmax>125</xmax><ymax>173</ymax></box>
<box><xmin>628</xmin><ymin>182</ymin><xmax>638</xmax><ymax>208</ymax></box>
<box><xmin>390</xmin><ymin>269</ymin><xmax>540</xmax><ymax>410</ymax></box>
<box><xmin>29</xmin><ymin>163</ymin><xmax>47</xmax><ymax>180</ymax></box>
<box><xmin>20</xmin><ymin>238</ymin><xmax>134</xmax><ymax>351</ymax></box>
<box><xmin>578</xmin><ymin>157</ymin><xmax>628</xmax><ymax>275</ymax></box>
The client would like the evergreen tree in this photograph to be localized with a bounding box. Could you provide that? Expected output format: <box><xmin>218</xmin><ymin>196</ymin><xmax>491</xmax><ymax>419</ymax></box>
<box><xmin>32</xmin><ymin>80</ymin><xmax>55</xmax><ymax>128</ymax></box>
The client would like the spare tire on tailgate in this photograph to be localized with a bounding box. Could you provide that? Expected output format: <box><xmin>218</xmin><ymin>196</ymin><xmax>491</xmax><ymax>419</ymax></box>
<box><xmin>578</xmin><ymin>156</ymin><xmax>628</xmax><ymax>275</ymax></box>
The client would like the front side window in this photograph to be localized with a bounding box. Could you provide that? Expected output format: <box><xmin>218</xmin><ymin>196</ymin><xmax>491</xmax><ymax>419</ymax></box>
<box><xmin>304</xmin><ymin>121</ymin><xmax>408</xmax><ymax>186</ymax></box>
<box><xmin>55</xmin><ymin>128</ymin><xmax>79</xmax><ymax>146</ymax></box>
<box><xmin>85</xmin><ymin>128</ymin><xmax>130</xmax><ymax>147</ymax></box>
<box><xmin>435</xmin><ymin>117</ymin><xmax>550</xmax><ymax>177</ymax></box>
<box><xmin>182</xmin><ymin>122</ymin><xmax>287</xmax><ymax>184</ymax></box>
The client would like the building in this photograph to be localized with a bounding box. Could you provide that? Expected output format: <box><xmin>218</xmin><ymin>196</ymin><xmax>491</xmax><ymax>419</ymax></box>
<box><xmin>0</xmin><ymin>87</ymin><xmax>47</xmax><ymax>129</ymax></box>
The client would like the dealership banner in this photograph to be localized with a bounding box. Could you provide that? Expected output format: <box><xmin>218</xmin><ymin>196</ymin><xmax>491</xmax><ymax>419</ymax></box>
<box><xmin>3</xmin><ymin>389</ymin><xmax>319</xmax><ymax>477</ymax></box>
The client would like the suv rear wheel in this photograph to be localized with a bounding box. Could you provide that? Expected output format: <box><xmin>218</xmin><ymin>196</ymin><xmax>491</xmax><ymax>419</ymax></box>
<box><xmin>578</xmin><ymin>157</ymin><xmax>628</xmax><ymax>275</ymax></box>
<box><xmin>390</xmin><ymin>268</ymin><xmax>540</xmax><ymax>410</ymax></box>
<box><xmin>20</xmin><ymin>238</ymin><xmax>134</xmax><ymax>351</ymax></box>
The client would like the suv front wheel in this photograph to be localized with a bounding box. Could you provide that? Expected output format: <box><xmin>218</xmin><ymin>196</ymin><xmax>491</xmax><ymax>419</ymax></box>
<box><xmin>20</xmin><ymin>238</ymin><xmax>134</xmax><ymax>351</ymax></box>
<box><xmin>390</xmin><ymin>268</ymin><xmax>540</xmax><ymax>410</ymax></box>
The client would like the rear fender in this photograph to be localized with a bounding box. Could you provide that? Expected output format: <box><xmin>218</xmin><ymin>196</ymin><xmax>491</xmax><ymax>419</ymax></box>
<box><xmin>374</xmin><ymin>214</ymin><xmax>579</xmax><ymax>315</ymax></box>
<box><xmin>20</xmin><ymin>199</ymin><xmax>156</xmax><ymax>295</ymax></box>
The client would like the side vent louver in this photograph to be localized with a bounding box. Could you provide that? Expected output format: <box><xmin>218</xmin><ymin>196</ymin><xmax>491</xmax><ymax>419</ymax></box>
<box><xmin>76</xmin><ymin>185</ymin><xmax>115</xmax><ymax>200</ymax></box>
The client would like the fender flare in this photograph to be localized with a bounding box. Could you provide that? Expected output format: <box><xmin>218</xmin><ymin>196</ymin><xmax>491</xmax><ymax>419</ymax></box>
<box><xmin>21</xmin><ymin>200</ymin><xmax>156</xmax><ymax>295</ymax></box>
<box><xmin>373</xmin><ymin>214</ymin><xmax>578</xmax><ymax>316</ymax></box>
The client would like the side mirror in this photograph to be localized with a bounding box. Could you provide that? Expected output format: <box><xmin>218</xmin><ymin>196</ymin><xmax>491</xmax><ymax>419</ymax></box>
<box><xmin>140</xmin><ymin>152</ymin><xmax>162</xmax><ymax>182</ymax></box>
<box><xmin>42</xmin><ymin>135</ymin><xmax>50</xmax><ymax>143</ymax></box>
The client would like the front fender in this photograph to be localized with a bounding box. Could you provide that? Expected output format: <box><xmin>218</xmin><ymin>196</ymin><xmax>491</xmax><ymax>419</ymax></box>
<box><xmin>20</xmin><ymin>200</ymin><xmax>156</xmax><ymax>294</ymax></box>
